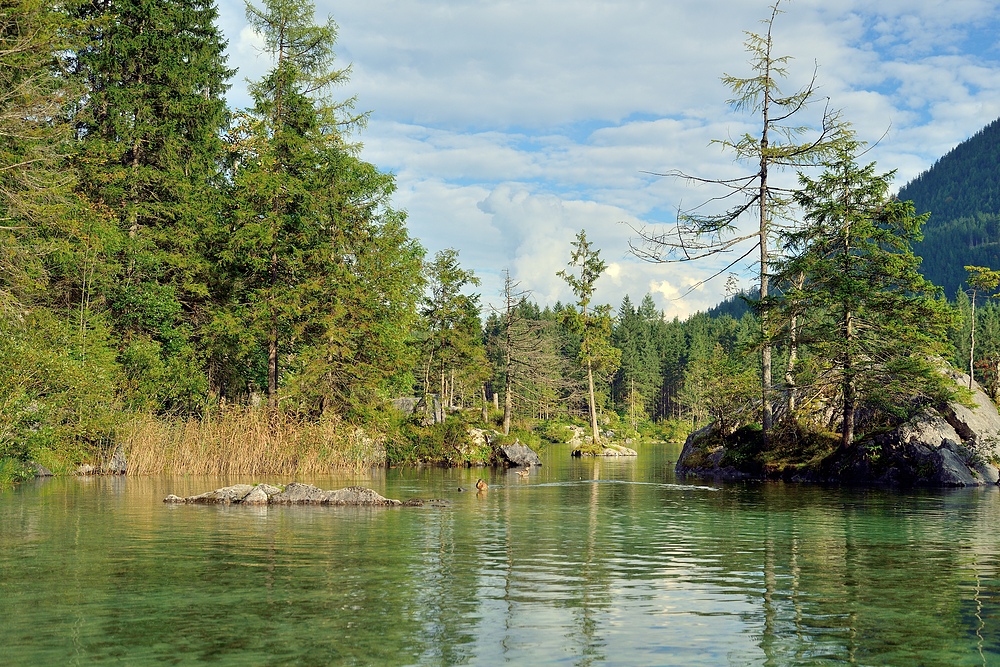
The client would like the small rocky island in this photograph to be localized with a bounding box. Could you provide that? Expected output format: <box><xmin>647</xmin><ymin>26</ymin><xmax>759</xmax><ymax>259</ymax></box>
<box><xmin>676</xmin><ymin>369</ymin><xmax>1000</xmax><ymax>487</ymax></box>
<box><xmin>164</xmin><ymin>482</ymin><xmax>428</xmax><ymax>506</ymax></box>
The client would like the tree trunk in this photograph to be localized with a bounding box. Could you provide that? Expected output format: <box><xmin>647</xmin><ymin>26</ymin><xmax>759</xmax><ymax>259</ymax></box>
<box><xmin>841</xmin><ymin>309</ymin><xmax>855</xmax><ymax>448</ymax></box>
<box><xmin>503</xmin><ymin>389</ymin><xmax>512</xmax><ymax>436</ymax></box>
<box><xmin>587</xmin><ymin>359</ymin><xmax>600</xmax><ymax>444</ymax></box>
<box><xmin>785</xmin><ymin>272</ymin><xmax>803</xmax><ymax>416</ymax></box>
<box><xmin>785</xmin><ymin>313</ymin><xmax>797</xmax><ymax>415</ymax></box>
<box><xmin>970</xmin><ymin>292</ymin><xmax>977</xmax><ymax>390</ymax></box>
<box><xmin>268</xmin><ymin>249</ymin><xmax>278</xmax><ymax>410</ymax></box>
<box><xmin>759</xmin><ymin>101</ymin><xmax>773</xmax><ymax>435</ymax></box>
<box><xmin>268</xmin><ymin>324</ymin><xmax>278</xmax><ymax>410</ymax></box>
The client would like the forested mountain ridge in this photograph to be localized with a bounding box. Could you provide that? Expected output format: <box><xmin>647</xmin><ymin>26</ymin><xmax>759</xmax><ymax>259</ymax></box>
<box><xmin>899</xmin><ymin>117</ymin><xmax>1000</xmax><ymax>297</ymax></box>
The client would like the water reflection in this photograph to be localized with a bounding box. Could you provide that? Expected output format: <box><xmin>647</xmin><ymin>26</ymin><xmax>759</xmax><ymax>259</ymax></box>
<box><xmin>3</xmin><ymin>448</ymin><xmax>1000</xmax><ymax>665</ymax></box>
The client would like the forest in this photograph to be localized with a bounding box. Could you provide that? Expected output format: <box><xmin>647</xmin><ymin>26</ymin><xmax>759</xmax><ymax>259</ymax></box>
<box><xmin>902</xmin><ymin>117</ymin><xmax>1000</xmax><ymax>298</ymax></box>
<box><xmin>3</xmin><ymin>0</ymin><xmax>1000</xmax><ymax>487</ymax></box>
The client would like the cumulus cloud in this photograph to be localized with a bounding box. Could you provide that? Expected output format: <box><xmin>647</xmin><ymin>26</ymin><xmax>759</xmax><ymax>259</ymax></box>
<box><xmin>215</xmin><ymin>0</ymin><xmax>1000</xmax><ymax>318</ymax></box>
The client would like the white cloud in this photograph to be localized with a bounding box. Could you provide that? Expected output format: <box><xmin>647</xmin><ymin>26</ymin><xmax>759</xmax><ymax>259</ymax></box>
<box><xmin>216</xmin><ymin>0</ymin><xmax>1000</xmax><ymax>318</ymax></box>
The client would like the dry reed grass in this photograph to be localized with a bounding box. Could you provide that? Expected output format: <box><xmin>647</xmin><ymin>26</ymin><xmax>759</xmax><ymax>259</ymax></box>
<box><xmin>122</xmin><ymin>408</ymin><xmax>385</xmax><ymax>476</ymax></box>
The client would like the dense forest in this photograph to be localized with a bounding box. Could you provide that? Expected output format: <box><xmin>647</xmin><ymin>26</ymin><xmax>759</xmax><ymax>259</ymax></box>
<box><xmin>900</xmin><ymin>118</ymin><xmax>1000</xmax><ymax>297</ymax></box>
<box><xmin>0</xmin><ymin>0</ymin><xmax>732</xmax><ymax>482</ymax></box>
<box><xmin>5</xmin><ymin>0</ymin><xmax>1000</xmax><ymax>487</ymax></box>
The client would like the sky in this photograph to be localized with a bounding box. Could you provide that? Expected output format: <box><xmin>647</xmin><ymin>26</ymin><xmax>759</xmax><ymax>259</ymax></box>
<box><xmin>214</xmin><ymin>0</ymin><xmax>1000</xmax><ymax>319</ymax></box>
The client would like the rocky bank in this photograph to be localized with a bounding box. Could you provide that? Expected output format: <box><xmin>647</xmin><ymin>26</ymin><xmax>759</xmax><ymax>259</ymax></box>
<box><xmin>676</xmin><ymin>369</ymin><xmax>1000</xmax><ymax>487</ymax></box>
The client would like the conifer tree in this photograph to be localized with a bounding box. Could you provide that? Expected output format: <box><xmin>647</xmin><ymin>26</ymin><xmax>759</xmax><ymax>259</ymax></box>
<box><xmin>418</xmin><ymin>249</ymin><xmax>485</xmax><ymax>409</ymax></box>
<box><xmin>780</xmin><ymin>147</ymin><xmax>957</xmax><ymax>447</ymax></box>
<box><xmin>611</xmin><ymin>295</ymin><xmax>659</xmax><ymax>427</ymax></box>
<box><xmin>223</xmin><ymin>0</ymin><xmax>360</xmax><ymax>409</ymax></box>
<box><xmin>629</xmin><ymin>0</ymin><xmax>850</xmax><ymax>435</ymax></box>
<box><xmin>70</xmin><ymin>0</ymin><xmax>233</xmax><ymax>410</ymax></box>
<box><xmin>558</xmin><ymin>230</ymin><xmax>621</xmax><ymax>443</ymax></box>
<box><xmin>963</xmin><ymin>265</ymin><xmax>1000</xmax><ymax>390</ymax></box>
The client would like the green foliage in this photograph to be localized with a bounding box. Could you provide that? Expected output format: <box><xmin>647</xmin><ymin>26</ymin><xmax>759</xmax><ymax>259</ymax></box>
<box><xmin>0</xmin><ymin>458</ymin><xmax>34</xmax><ymax>489</ymax></box>
<box><xmin>537</xmin><ymin>420</ymin><xmax>576</xmax><ymax>444</ymax></box>
<box><xmin>681</xmin><ymin>342</ymin><xmax>759</xmax><ymax>434</ymax></box>
<box><xmin>558</xmin><ymin>229</ymin><xmax>621</xmax><ymax>441</ymax></box>
<box><xmin>778</xmin><ymin>145</ymin><xmax>959</xmax><ymax>445</ymax></box>
<box><xmin>646</xmin><ymin>419</ymin><xmax>693</xmax><ymax>443</ymax></box>
<box><xmin>719</xmin><ymin>424</ymin><xmax>764</xmax><ymax>469</ymax></box>
<box><xmin>0</xmin><ymin>311</ymin><xmax>121</xmax><ymax>463</ymax></box>
<box><xmin>416</xmin><ymin>249</ymin><xmax>485</xmax><ymax>406</ymax></box>
<box><xmin>385</xmin><ymin>416</ymin><xmax>491</xmax><ymax>466</ymax></box>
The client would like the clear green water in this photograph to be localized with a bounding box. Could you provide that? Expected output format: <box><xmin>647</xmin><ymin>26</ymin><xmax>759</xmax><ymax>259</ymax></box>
<box><xmin>3</xmin><ymin>443</ymin><xmax>1000</xmax><ymax>666</ymax></box>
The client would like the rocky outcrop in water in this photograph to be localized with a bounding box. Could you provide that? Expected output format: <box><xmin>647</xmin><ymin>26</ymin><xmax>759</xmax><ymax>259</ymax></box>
<box><xmin>572</xmin><ymin>443</ymin><xmax>638</xmax><ymax>457</ymax></box>
<box><xmin>27</xmin><ymin>461</ymin><xmax>53</xmax><ymax>477</ymax></box>
<box><xmin>498</xmin><ymin>441</ymin><xmax>542</xmax><ymax>467</ymax></box>
<box><xmin>164</xmin><ymin>482</ymin><xmax>403</xmax><ymax>506</ymax></box>
<box><xmin>676</xmin><ymin>368</ymin><xmax>1000</xmax><ymax>487</ymax></box>
<box><xmin>74</xmin><ymin>443</ymin><xmax>128</xmax><ymax>476</ymax></box>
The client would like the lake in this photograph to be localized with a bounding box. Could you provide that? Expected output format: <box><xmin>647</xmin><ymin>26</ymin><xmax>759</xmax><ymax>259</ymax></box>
<box><xmin>3</xmin><ymin>442</ymin><xmax>1000</xmax><ymax>666</ymax></box>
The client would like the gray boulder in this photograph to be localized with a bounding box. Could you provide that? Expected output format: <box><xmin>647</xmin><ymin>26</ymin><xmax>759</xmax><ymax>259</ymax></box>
<box><xmin>164</xmin><ymin>482</ymin><xmax>402</xmax><ymax>506</ymax></box>
<box><xmin>27</xmin><ymin>461</ymin><xmax>53</xmax><ymax>477</ymax></box>
<box><xmin>390</xmin><ymin>397</ymin><xmax>420</xmax><ymax>414</ymax></box>
<box><xmin>572</xmin><ymin>443</ymin><xmax>638</xmax><ymax>458</ymax></box>
<box><xmin>105</xmin><ymin>444</ymin><xmax>127</xmax><ymax>475</ymax></box>
<box><xmin>498</xmin><ymin>441</ymin><xmax>542</xmax><ymax>467</ymax></box>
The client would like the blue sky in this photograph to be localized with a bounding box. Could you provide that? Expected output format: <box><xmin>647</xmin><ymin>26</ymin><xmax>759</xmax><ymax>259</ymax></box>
<box><xmin>215</xmin><ymin>0</ymin><xmax>1000</xmax><ymax>319</ymax></box>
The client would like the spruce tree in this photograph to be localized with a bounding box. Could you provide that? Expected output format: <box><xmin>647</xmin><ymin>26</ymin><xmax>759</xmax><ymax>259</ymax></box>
<box><xmin>780</xmin><ymin>147</ymin><xmax>957</xmax><ymax>447</ymax></box>
<box><xmin>70</xmin><ymin>0</ymin><xmax>232</xmax><ymax>411</ymax></box>
<box><xmin>224</xmin><ymin>0</ymin><xmax>354</xmax><ymax>409</ymax></box>
<box><xmin>418</xmin><ymin>249</ymin><xmax>485</xmax><ymax>409</ymax></box>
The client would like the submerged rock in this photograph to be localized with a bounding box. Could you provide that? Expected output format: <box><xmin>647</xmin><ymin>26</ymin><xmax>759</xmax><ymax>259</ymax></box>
<box><xmin>163</xmin><ymin>482</ymin><xmax>404</xmax><ymax>506</ymax></box>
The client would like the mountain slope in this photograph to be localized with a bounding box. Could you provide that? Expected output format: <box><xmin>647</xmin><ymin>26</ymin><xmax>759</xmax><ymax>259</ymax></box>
<box><xmin>898</xmin><ymin>118</ymin><xmax>1000</xmax><ymax>298</ymax></box>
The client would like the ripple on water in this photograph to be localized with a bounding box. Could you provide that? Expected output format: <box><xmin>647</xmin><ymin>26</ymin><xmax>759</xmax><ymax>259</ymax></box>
<box><xmin>4</xmin><ymin>462</ymin><xmax>1000</xmax><ymax>665</ymax></box>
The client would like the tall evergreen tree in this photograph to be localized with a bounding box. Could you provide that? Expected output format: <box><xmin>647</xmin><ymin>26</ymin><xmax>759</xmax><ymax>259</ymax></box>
<box><xmin>780</xmin><ymin>147</ymin><xmax>957</xmax><ymax>447</ymax></box>
<box><xmin>70</xmin><ymin>0</ymin><xmax>233</xmax><ymax>410</ymax></box>
<box><xmin>222</xmin><ymin>0</ymin><xmax>362</xmax><ymax>410</ymax></box>
<box><xmin>629</xmin><ymin>0</ymin><xmax>849</xmax><ymax>435</ymax></box>
<box><xmin>417</xmin><ymin>249</ymin><xmax>485</xmax><ymax>409</ymax></box>
<box><xmin>558</xmin><ymin>230</ymin><xmax>621</xmax><ymax>443</ymax></box>
<box><xmin>611</xmin><ymin>295</ymin><xmax>659</xmax><ymax>428</ymax></box>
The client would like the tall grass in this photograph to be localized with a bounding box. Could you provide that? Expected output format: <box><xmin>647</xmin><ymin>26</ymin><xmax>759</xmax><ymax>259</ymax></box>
<box><xmin>122</xmin><ymin>408</ymin><xmax>385</xmax><ymax>476</ymax></box>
